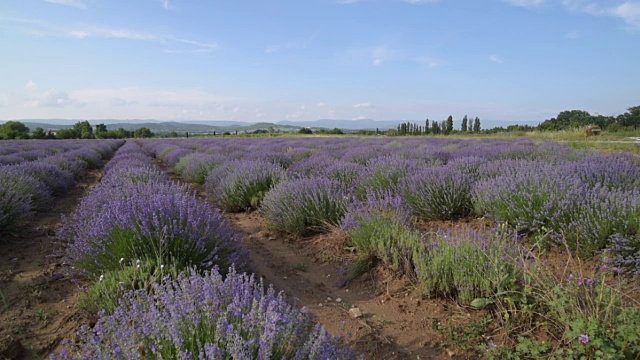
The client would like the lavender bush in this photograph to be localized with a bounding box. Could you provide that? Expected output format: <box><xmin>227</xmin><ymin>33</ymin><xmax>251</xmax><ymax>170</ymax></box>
<box><xmin>400</xmin><ymin>166</ymin><xmax>474</xmax><ymax>221</ymax></box>
<box><xmin>605</xmin><ymin>233</ymin><xmax>640</xmax><ymax>278</ymax></box>
<box><xmin>0</xmin><ymin>179</ymin><xmax>33</xmax><ymax>231</ymax></box>
<box><xmin>15</xmin><ymin>162</ymin><xmax>76</xmax><ymax>195</ymax></box>
<box><xmin>473</xmin><ymin>168</ymin><xmax>580</xmax><ymax>233</ymax></box>
<box><xmin>206</xmin><ymin>159</ymin><xmax>285</xmax><ymax>212</ymax></box>
<box><xmin>0</xmin><ymin>167</ymin><xmax>52</xmax><ymax>211</ymax></box>
<box><xmin>53</xmin><ymin>268</ymin><xmax>359</xmax><ymax>360</ymax></box>
<box><xmin>342</xmin><ymin>192</ymin><xmax>417</xmax><ymax>275</ymax></box>
<box><xmin>413</xmin><ymin>227</ymin><xmax>522</xmax><ymax>303</ymax></box>
<box><xmin>261</xmin><ymin>177</ymin><xmax>350</xmax><ymax>235</ymax></box>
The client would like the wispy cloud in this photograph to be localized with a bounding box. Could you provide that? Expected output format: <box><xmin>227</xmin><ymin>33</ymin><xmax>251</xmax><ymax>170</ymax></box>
<box><xmin>24</xmin><ymin>80</ymin><xmax>38</xmax><ymax>92</ymax></box>
<box><xmin>66</xmin><ymin>26</ymin><xmax>219</xmax><ymax>53</ymax></box>
<box><xmin>25</xmin><ymin>88</ymin><xmax>79</xmax><ymax>108</ymax></box>
<box><xmin>415</xmin><ymin>56</ymin><xmax>447</xmax><ymax>68</ymax></box>
<box><xmin>503</xmin><ymin>0</ymin><xmax>544</xmax><ymax>8</ymax></box>
<box><xmin>611</xmin><ymin>2</ymin><xmax>640</xmax><ymax>29</ymax></box>
<box><xmin>489</xmin><ymin>54</ymin><xmax>503</xmax><ymax>63</ymax></box>
<box><xmin>43</xmin><ymin>0</ymin><xmax>86</xmax><ymax>9</ymax></box>
<box><xmin>156</xmin><ymin>0</ymin><xmax>171</xmax><ymax>10</ymax></box>
<box><xmin>354</xmin><ymin>102</ymin><xmax>374</xmax><ymax>109</ymax></box>
<box><xmin>562</xmin><ymin>0</ymin><xmax>640</xmax><ymax>30</ymax></box>
<box><xmin>68</xmin><ymin>28</ymin><xmax>158</xmax><ymax>40</ymax></box>
<box><xmin>336</xmin><ymin>0</ymin><xmax>364</xmax><ymax>4</ymax></box>
<box><xmin>265</xmin><ymin>31</ymin><xmax>318</xmax><ymax>53</ymax></box>
<box><xmin>371</xmin><ymin>45</ymin><xmax>402</xmax><ymax>65</ymax></box>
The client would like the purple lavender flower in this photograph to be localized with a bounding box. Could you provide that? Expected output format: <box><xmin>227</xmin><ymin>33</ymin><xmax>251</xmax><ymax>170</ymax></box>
<box><xmin>52</xmin><ymin>268</ymin><xmax>359</xmax><ymax>359</ymax></box>
<box><xmin>579</xmin><ymin>334</ymin><xmax>590</xmax><ymax>344</ymax></box>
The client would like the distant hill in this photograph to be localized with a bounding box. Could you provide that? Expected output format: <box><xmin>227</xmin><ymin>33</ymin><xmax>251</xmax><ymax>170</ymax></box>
<box><xmin>0</xmin><ymin>120</ymin><xmax>300</xmax><ymax>134</ymax></box>
<box><xmin>277</xmin><ymin>119</ymin><xmax>400</xmax><ymax>130</ymax></box>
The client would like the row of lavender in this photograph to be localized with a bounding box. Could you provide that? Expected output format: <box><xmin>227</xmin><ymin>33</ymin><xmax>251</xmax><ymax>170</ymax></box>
<box><xmin>0</xmin><ymin>139</ymin><xmax>111</xmax><ymax>165</ymax></box>
<box><xmin>142</xmin><ymin>137</ymin><xmax>640</xmax><ymax>275</ymax></box>
<box><xmin>54</xmin><ymin>141</ymin><xmax>358</xmax><ymax>359</ymax></box>
<box><xmin>0</xmin><ymin>139</ymin><xmax>124</xmax><ymax>232</ymax></box>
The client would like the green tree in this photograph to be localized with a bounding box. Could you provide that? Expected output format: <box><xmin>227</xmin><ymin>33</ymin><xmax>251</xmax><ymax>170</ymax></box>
<box><xmin>0</xmin><ymin>121</ymin><xmax>30</xmax><ymax>139</ymax></box>
<box><xmin>473</xmin><ymin>117</ymin><xmax>481</xmax><ymax>132</ymax></box>
<box><xmin>431</xmin><ymin>120</ymin><xmax>440</xmax><ymax>134</ymax></box>
<box><xmin>55</xmin><ymin>128</ymin><xmax>77</xmax><ymax>139</ymax></box>
<box><xmin>31</xmin><ymin>127</ymin><xmax>47</xmax><ymax>139</ymax></box>
<box><xmin>73</xmin><ymin>121</ymin><xmax>93</xmax><ymax>139</ymax></box>
<box><xmin>95</xmin><ymin>123</ymin><xmax>108</xmax><ymax>134</ymax></box>
<box><xmin>461</xmin><ymin>115</ymin><xmax>468</xmax><ymax>132</ymax></box>
<box><xmin>134</xmin><ymin>127</ymin><xmax>153</xmax><ymax>138</ymax></box>
<box><xmin>445</xmin><ymin>115</ymin><xmax>454</xmax><ymax>135</ymax></box>
<box><xmin>298</xmin><ymin>127</ymin><xmax>313</xmax><ymax>134</ymax></box>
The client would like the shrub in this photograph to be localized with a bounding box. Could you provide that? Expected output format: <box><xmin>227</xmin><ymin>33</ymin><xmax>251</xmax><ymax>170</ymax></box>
<box><xmin>400</xmin><ymin>166</ymin><xmax>474</xmax><ymax>221</ymax></box>
<box><xmin>342</xmin><ymin>192</ymin><xmax>418</xmax><ymax>275</ymax></box>
<box><xmin>0</xmin><ymin>180</ymin><xmax>32</xmax><ymax>231</ymax></box>
<box><xmin>413</xmin><ymin>227</ymin><xmax>522</xmax><ymax>303</ymax></box>
<box><xmin>261</xmin><ymin>177</ymin><xmax>350</xmax><ymax>235</ymax></box>
<box><xmin>604</xmin><ymin>233</ymin><xmax>640</xmax><ymax>279</ymax></box>
<box><xmin>206</xmin><ymin>159</ymin><xmax>285</xmax><ymax>212</ymax></box>
<box><xmin>78</xmin><ymin>258</ymin><xmax>181</xmax><ymax>315</ymax></box>
<box><xmin>0</xmin><ymin>167</ymin><xmax>52</xmax><ymax>211</ymax></box>
<box><xmin>554</xmin><ymin>187</ymin><xmax>640</xmax><ymax>257</ymax></box>
<box><xmin>356</xmin><ymin>155</ymin><xmax>420</xmax><ymax>197</ymax></box>
<box><xmin>54</xmin><ymin>268</ymin><xmax>359</xmax><ymax>360</ymax></box>
<box><xmin>473</xmin><ymin>168</ymin><xmax>580</xmax><ymax>233</ymax></box>
<box><xmin>16</xmin><ymin>162</ymin><xmax>76</xmax><ymax>195</ymax></box>
<box><xmin>177</xmin><ymin>153</ymin><xmax>225</xmax><ymax>185</ymax></box>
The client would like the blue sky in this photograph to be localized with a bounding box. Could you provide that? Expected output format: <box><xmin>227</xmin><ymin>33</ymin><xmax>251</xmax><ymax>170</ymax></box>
<box><xmin>1</xmin><ymin>0</ymin><xmax>639</xmax><ymax>125</ymax></box>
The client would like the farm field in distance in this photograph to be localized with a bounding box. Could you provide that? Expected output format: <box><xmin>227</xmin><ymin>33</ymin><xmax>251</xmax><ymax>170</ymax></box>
<box><xmin>1</xmin><ymin>136</ymin><xmax>640</xmax><ymax>359</ymax></box>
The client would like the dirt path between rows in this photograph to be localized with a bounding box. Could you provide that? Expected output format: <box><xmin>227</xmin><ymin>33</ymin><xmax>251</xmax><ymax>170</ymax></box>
<box><xmin>0</xmin><ymin>168</ymin><xmax>104</xmax><ymax>360</ymax></box>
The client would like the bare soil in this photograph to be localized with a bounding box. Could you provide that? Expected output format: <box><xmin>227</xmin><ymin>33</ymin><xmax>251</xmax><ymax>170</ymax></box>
<box><xmin>0</xmin><ymin>169</ymin><xmax>103</xmax><ymax>360</ymax></box>
<box><xmin>230</xmin><ymin>211</ymin><xmax>485</xmax><ymax>360</ymax></box>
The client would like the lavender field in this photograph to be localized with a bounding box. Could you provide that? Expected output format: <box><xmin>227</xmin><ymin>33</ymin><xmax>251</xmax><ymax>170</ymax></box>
<box><xmin>2</xmin><ymin>137</ymin><xmax>640</xmax><ymax>359</ymax></box>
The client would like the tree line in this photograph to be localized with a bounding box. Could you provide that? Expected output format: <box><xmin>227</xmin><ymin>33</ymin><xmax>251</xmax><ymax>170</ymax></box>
<box><xmin>537</xmin><ymin>106</ymin><xmax>640</xmax><ymax>132</ymax></box>
<box><xmin>0</xmin><ymin>121</ymin><xmax>154</xmax><ymax>140</ymax></box>
<box><xmin>394</xmin><ymin>115</ymin><xmax>481</xmax><ymax>136</ymax></box>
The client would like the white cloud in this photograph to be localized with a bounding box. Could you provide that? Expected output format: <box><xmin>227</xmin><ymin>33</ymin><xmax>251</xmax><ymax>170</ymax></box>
<box><xmin>69</xmin><ymin>28</ymin><xmax>158</xmax><ymax>41</ymax></box>
<box><xmin>232</xmin><ymin>107</ymin><xmax>240</xmax><ymax>113</ymax></box>
<box><xmin>157</xmin><ymin>0</ymin><xmax>171</xmax><ymax>10</ymax></box>
<box><xmin>316</xmin><ymin>102</ymin><xmax>326</xmax><ymax>107</ymax></box>
<box><xmin>176</xmin><ymin>38</ymin><xmax>217</xmax><ymax>49</ymax></box>
<box><xmin>255</xmin><ymin>109</ymin><xmax>266</xmax><ymax>118</ymax></box>
<box><xmin>265</xmin><ymin>31</ymin><xmax>318</xmax><ymax>54</ymax></box>
<box><xmin>612</xmin><ymin>2</ymin><xmax>640</xmax><ymax>28</ymax></box>
<box><xmin>43</xmin><ymin>0</ymin><xmax>86</xmax><ymax>9</ymax></box>
<box><xmin>563</xmin><ymin>0</ymin><xmax>640</xmax><ymax>30</ymax></box>
<box><xmin>489</xmin><ymin>55</ymin><xmax>503</xmax><ymax>63</ymax></box>
<box><xmin>354</xmin><ymin>102</ymin><xmax>374</xmax><ymax>109</ymax></box>
<box><xmin>352</xmin><ymin>115</ymin><xmax>368</xmax><ymax>120</ymax></box>
<box><xmin>369</xmin><ymin>45</ymin><xmax>403</xmax><ymax>65</ymax></box>
<box><xmin>0</xmin><ymin>95</ymin><xmax>8</xmax><ymax>108</ymax></box>
<box><xmin>503</xmin><ymin>0</ymin><xmax>544</xmax><ymax>8</ymax></box>
<box><xmin>25</xmin><ymin>88</ymin><xmax>77</xmax><ymax>108</ymax></box>
<box><xmin>24</xmin><ymin>80</ymin><xmax>38</xmax><ymax>92</ymax></box>
<box><xmin>336</xmin><ymin>0</ymin><xmax>363</xmax><ymax>4</ymax></box>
